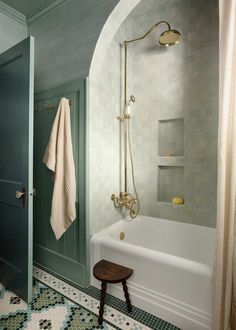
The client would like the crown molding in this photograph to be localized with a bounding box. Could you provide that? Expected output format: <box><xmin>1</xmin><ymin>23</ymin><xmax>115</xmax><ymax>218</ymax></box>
<box><xmin>0</xmin><ymin>1</ymin><xmax>26</xmax><ymax>26</ymax></box>
<box><xmin>27</xmin><ymin>0</ymin><xmax>68</xmax><ymax>25</ymax></box>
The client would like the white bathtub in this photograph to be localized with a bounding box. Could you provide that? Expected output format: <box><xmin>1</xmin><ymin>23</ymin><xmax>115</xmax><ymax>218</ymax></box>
<box><xmin>90</xmin><ymin>216</ymin><xmax>215</xmax><ymax>330</ymax></box>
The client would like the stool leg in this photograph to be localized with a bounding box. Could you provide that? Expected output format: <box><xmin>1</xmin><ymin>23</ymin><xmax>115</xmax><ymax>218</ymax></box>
<box><xmin>98</xmin><ymin>281</ymin><xmax>107</xmax><ymax>325</ymax></box>
<box><xmin>122</xmin><ymin>280</ymin><xmax>132</xmax><ymax>313</ymax></box>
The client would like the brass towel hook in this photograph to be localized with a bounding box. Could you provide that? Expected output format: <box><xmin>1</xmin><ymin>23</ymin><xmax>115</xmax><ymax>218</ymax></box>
<box><xmin>43</xmin><ymin>99</ymin><xmax>72</xmax><ymax>110</ymax></box>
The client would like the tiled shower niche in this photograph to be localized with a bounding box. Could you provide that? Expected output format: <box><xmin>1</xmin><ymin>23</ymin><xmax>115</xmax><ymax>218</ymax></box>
<box><xmin>158</xmin><ymin>118</ymin><xmax>184</xmax><ymax>157</ymax></box>
<box><xmin>157</xmin><ymin>118</ymin><xmax>184</xmax><ymax>204</ymax></box>
<box><xmin>157</xmin><ymin>166</ymin><xmax>184</xmax><ymax>203</ymax></box>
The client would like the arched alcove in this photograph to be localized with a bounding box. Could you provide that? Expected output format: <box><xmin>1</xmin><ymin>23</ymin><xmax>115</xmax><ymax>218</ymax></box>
<box><xmin>89</xmin><ymin>0</ymin><xmax>141</xmax><ymax>80</ymax></box>
<box><xmin>88</xmin><ymin>0</ymin><xmax>142</xmax><ymax>235</ymax></box>
<box><xmin>88</xmin><ymin>0</ymin><xmax>219</xmax><ymax>235</ymax></box>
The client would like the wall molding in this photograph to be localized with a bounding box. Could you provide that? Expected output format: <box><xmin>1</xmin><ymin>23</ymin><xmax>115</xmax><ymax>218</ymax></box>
<box><xmin>0</xmin><ymin>1</ymin><xmax>26</xmax><ymax>26</ymax></box>
<box><xmin>0</xmin><ymin>0</ymin><xmax>69</xmax><ymax>26</ymax></box>
<box><xmin>27</xmin><ymin>0</ymin><xmax>68</xmax><ymax>25</ymax></box>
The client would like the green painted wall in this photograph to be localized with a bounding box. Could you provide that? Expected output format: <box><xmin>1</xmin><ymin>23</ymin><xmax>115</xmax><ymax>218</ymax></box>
<box><xmin>27</xmin><ymin>0</ymin><xmax>119</xmax><ymax>92</ymax></box>
<box><xmin>0</xmin><ymin>11</ymin><xmax>26</xmax><ymax>53</ymax></box>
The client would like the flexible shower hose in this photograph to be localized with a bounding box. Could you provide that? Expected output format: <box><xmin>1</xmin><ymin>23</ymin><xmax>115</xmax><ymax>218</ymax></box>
<box><xmin>127</xmin><ymin>119</ymin><xmax>140</xmax><ymax>218</ymax></box>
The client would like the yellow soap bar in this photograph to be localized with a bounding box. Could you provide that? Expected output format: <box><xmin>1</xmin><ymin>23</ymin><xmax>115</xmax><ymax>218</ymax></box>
<box><xmin>172</xmin><ymin>197</ymin><xmax>184</xmax><ymax>204</ymax></box>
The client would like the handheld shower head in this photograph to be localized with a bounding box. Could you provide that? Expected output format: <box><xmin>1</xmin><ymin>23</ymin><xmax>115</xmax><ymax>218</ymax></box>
<box><xmin>159</xmin><ymin>29</ymin><xmax>181</xmax><ymax>46</ymax></box>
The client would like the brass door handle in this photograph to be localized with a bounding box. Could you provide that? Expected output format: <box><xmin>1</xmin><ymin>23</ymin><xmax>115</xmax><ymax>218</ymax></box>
<box><xmin>16</xmin><ymin>191</ymin><xmax>25</xmax><ymax>199</ymax></box>
<box><xmin>16</xmin><ymin>188</ymin><xmax>26</xmax><ymax>208</ymax></box>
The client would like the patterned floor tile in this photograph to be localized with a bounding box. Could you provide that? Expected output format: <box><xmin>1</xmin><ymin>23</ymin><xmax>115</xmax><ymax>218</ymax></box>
<box><xmin>63</xmin><ymin>306</ymin><xmax>113</xmax><ymax>330</ymax></box>
<box><xmin>79</xmin><ymin>285</ymin><xmax>180</xmax><ymax>330</ymax></box>
<box><xmin>0</xmin><ymin>268</ymin><xmax>181</xmax><ymax>330</ymax></box>
<box><xmin>0</xmin><ymin>281</ymin><xmax>116</xmax><ymax>330</ymax></box>
<box><xmin>0</xmin><ymin>288</ymin><xmax>28</xmax><ymax>315</ymax></box>
<box><xmin>0</xmin><ymin>312</ymin><xmax>28</xmax><ymax>329</ymax></box>
<box><xmin>33</xmin><ymin>267</ymin><xmax>152</xmax><ymax>330</ymax></box>
<box><xmin>26</xmin><ymin>305</ymin><xmax>69</xmax><ymax>330</ymax></box>
<box><xmin>33</xmin><ymin>267</ymin><xmax>181</xmax><ymax>330</ymax></box>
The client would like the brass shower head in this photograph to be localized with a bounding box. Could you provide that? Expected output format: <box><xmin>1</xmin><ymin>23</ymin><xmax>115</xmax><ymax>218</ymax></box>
<box><xmin>124</xmin><ymin>21</ymin><xmax>181</xmax><ymax>47</ymax></box>
<box><xmin>159</xmin><ymin>29</ymin><xmax>181</xmax><ymax>46</ymax></box>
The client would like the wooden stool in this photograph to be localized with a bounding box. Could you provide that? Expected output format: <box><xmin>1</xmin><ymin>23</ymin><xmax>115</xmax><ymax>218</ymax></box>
<box><xmin>93</xmin><ymin>259</ymin><xmax>133</xmax><ymax>325</ymax></box>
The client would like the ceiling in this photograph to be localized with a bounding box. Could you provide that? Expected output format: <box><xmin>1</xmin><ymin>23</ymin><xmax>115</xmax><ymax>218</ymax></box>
<box><xmin>1</xmin><ymin>0</ymin><xmax>56</xmax><ymax>18</ymax></box>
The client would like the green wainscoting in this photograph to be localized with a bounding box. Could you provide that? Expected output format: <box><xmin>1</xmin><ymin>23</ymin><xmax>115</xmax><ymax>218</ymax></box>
<box><xmin>33</xmin><ymin>79</ymin><xmax>89</xmax><ymax>287</ymax></box>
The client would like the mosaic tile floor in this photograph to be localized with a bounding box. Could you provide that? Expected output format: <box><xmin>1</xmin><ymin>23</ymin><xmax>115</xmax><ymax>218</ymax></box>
<box><xmin>0</xmin><ymin>267</ymin><xmax>181</xmax><ymax>330</ymax></box>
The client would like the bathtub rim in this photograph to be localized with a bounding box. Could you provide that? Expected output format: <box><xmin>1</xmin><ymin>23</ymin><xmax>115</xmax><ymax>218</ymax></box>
<box><xmin>91</xmin><ymin>216</ymin><xmax>215</xmax><ymax>277</ymax></box>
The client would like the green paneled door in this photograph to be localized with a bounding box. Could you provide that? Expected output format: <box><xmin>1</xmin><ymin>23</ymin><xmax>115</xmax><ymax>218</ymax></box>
<box><xmin>0</xmin><ymin>37</ymin><xmax>34</xmax><ymax>303</ymax></box>
<box><xmin>33</xmin><ymin>80</ymin><xmax>88</xmax><ymax>287</ymax></box>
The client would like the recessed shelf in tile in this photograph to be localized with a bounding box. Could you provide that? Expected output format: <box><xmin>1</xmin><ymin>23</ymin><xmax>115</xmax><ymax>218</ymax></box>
<box><xmin>157</xmin><ymin>166</ymin><xmax>184</xmax><ymax>203</ymax></box>
<box><xmin>158</xmin><ymin>118</ymin><xmax>184</xmax><ymax>157</ymax></box>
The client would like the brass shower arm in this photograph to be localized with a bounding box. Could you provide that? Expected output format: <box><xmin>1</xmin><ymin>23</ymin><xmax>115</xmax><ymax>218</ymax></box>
<box><xmin>124</xmin><ymin>20</ymin><xmax>171</xmax><ymax>45</ymax></box>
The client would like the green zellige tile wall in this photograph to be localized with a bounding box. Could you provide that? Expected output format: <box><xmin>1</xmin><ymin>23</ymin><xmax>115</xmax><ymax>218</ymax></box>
<box><xmin>130</xmin><ymin>0</ymin><xmax>218</xmax><ymax>227</ymax></box>
<box><xmin>89</xmin><ymin>0</ymin><xmax>218</xmax><ymax>233</ymax></box>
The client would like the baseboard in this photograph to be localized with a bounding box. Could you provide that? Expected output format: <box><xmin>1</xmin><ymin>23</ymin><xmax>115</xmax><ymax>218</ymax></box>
<box><xmin>34</xmin><ymin>243</ymin><xmax>88</xmax><ymax>287</ymax></box>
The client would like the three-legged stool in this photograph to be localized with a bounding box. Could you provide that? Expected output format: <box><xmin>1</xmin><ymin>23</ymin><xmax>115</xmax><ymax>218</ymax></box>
<box><xmin>93</xmin><ymin>259</ymin><xmax>133</xmax><ymax>325</ymax></box>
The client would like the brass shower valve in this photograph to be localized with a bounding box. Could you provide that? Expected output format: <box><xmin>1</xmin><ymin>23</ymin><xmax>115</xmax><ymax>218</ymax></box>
<box><xmin>111</xmin><ymin>192</ymin><xmax>137</xmax><ymax>218</ymax></box>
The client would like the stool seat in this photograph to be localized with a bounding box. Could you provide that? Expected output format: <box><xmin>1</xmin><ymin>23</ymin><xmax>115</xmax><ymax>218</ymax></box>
<box><xmin>93</xmin><ymin>259</ymin><xmax>133</xmax><ymax>283</ymax></box>
<box><xmin>93</xmin><ymin>259</ymin><xmax>133</xmax><ymax>325</ymax></box>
